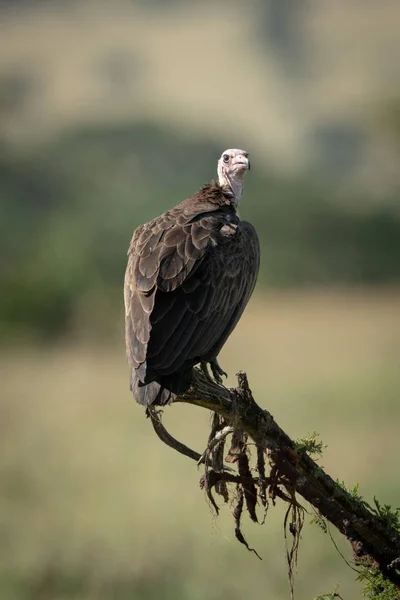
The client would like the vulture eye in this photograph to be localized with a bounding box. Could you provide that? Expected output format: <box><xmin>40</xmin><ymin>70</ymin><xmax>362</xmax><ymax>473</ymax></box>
<box><xmin>222</xmin><ymin>154</ymin><xmax>230</xmax><ymax>163</ymax></box>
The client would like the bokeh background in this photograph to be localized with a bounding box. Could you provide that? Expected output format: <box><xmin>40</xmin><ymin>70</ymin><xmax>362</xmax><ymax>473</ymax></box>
<box><xmin>1</xmin><ymin>1</ymin><xmax>400</xmax><ymax>598</ymax></box>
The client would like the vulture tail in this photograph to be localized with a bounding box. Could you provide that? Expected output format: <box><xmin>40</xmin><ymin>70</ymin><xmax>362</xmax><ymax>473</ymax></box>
<box><xmin>130</xmin><ymin>369</ymin><xmax>192</xmax><ymax>406</ymax></box>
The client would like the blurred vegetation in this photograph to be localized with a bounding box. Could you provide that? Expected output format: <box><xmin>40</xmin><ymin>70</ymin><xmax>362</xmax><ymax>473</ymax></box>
<box><xmin>1</xmin><ymin>122</ymin><xmax>400</xmax><ymax>340</ymax></box>
<box><xmin>0</xmin><ymin>3</ymin><xmax>399</xmax><ymax>598</ymax></box>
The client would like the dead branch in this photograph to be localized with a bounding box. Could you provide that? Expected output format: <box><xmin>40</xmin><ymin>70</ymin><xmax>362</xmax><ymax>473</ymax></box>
<box><xmin>146</xmin><ymin>406</ymin><xmax>201</xmax><ymax>462</ymax></box>
<box><xmin>149</xmin><ymin>367</ymin><xmax>400</xmax><ymax>592</ymax></box>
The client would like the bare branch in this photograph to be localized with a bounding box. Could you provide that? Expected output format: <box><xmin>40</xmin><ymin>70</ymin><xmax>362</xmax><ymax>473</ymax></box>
<box><xmin>148</xmin><ymin>367</ymin><xmax>400</xmax><ymax>591</ymax></box>
<box><xmin>146</xmin><ymin>406</ymin><xmax>201</xmax><ymax>462</ymax></box>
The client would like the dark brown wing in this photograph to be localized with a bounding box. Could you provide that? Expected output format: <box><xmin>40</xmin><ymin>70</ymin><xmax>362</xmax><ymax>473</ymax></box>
<box><xmin>125</xmin><ymin>208</ymin><xmax>259</xmax><ymax>384</ymax></box>
<box><xmin>195</xmin><ymin>220</ymin><xmax>260</xmax><ymax>362</ymax></box>
<box><xmin>124</xmin><ymin>207</ymin><xmax>220</xmax><ymax>375</ymax></box>
<box><xmin>147</xmin><ymin>220</ymin><xmax>260</xmax><ymax>376</ymax></box>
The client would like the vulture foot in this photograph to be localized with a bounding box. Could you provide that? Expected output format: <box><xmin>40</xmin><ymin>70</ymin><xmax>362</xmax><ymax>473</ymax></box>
<box><xmin>200</xmin><ymin>361</ymin><xmax>213</xmax><ymax>384</ymax></box>
<box><xmin>201</xmin><ymin>359</ymin><xmax>227</xmax><ymax>385</ymax></box>
<box><xmin>210</xmin><ymin>358</ymin><xmax>228</xmax><ymax>383</ymax></box>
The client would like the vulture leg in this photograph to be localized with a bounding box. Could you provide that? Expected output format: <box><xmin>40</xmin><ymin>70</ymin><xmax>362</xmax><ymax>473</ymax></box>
<box><xmin>200</xmin><ymin>361</ymin><xmax>214</xmax><ymax>384</ymax></box>
<box><xmin>209</xmin><ymin>358</ymin><xmax>227</xmax><ymax>383</ymax></box>
<box><xmin>200</xmin><ymin>358</ymin><xmax>227</xmax><ymax>385</ymax></box>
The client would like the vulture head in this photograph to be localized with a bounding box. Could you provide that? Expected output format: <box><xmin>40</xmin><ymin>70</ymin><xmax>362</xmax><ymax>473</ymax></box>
<box><xmin>217</xmin><ymin>148</ymin><xmax>250</xmax><ymax>204</ymax></box>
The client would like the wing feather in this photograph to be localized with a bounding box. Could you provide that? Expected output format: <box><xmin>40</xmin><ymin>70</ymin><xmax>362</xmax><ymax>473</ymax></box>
<box><xmin>125</xmin><ymin>209</ymin><xmax>214</xmax><ymax>374</ymax></box>
<box><xmin>184</xmin><ymin>234</ymin><xmax>202</xmax><ymax>259</ymax></box>
<box><xmin>163</xmin><ymin>226</ymin><xmax>184</xmax><ymax>247</ymax></box>
<box><xmin>147</xmin><ymin>297</ymin><xmax>188</xmax><ymax>359</ymax></box>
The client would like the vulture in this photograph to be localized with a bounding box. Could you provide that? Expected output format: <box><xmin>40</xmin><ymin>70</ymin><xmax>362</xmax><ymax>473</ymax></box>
<box><xmin>124</xmin><ymin>148</ymin><xmax>260</xmax><ymax>406</ymax></box>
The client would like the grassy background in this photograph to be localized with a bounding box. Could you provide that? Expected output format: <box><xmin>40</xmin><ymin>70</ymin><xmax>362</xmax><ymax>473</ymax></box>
<box><xmin>1</xmin><ymin>290</ymin><xmax>399</xmax><ymax>600</ymax></box>
<box><xmin>1</xmin><ymin>2</ymin><xmax>400</xmax><ymax>598</ymax></box>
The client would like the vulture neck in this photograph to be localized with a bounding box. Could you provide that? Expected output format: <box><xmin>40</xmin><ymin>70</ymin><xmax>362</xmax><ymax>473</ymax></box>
<box><xmin>217</xmin><ymin>171</ymin><xmax>245</xmax><ymax>206</ymax></box>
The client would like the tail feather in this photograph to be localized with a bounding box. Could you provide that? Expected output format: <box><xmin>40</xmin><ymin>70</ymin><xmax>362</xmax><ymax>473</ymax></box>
<box><xmin>130</xmin><ymin>368</ymin><xmax>192</xmax><ymax>406</ymax></box>
<box><xmin>130</xmin><ymin>373</ymin><xmax>174</xmax><ymax>406</ymax></box>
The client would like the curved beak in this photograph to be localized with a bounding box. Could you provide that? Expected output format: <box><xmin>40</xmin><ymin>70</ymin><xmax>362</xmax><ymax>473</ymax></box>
<box><xmin>233</xmin><ymin>154</ymin><xmax>250</xmax><ymax>171</ymax></box>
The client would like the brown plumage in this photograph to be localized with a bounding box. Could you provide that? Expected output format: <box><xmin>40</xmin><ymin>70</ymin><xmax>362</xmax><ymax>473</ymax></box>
<box><xmin>124</xmin><ymin>149</ymin><xmax>260</xmax><ymax>406</ymax></box>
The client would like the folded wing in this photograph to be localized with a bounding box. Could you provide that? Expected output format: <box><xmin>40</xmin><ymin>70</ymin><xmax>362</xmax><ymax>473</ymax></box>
<box><xmin>124</xmin><ymin>207</ymin><xmax>259</xmax><ymax>394</ymax></box>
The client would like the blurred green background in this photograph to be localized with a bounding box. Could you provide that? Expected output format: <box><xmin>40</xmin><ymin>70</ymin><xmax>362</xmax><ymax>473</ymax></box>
<box><xmin>1</xmin><ymin>1</ymin><xmax>399</xmax><ymax>598</ymax></box>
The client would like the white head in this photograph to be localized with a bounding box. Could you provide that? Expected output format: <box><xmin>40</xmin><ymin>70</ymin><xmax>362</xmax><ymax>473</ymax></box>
<box><xmin>217</xmin><ymin>148</ymin><xmax>250</xmax><ymax>204</ymax></box>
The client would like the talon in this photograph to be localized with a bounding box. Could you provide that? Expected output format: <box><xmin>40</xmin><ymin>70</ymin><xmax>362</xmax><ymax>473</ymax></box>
<box><xmin>200</xmin><ymin>361</ymin><xmax>214</xmax><ymax>384</ymax></box>
<box><xmin>210</xmin><ymin>358</ymin><xmax>227</xmax><ymax>384</ymax></box>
